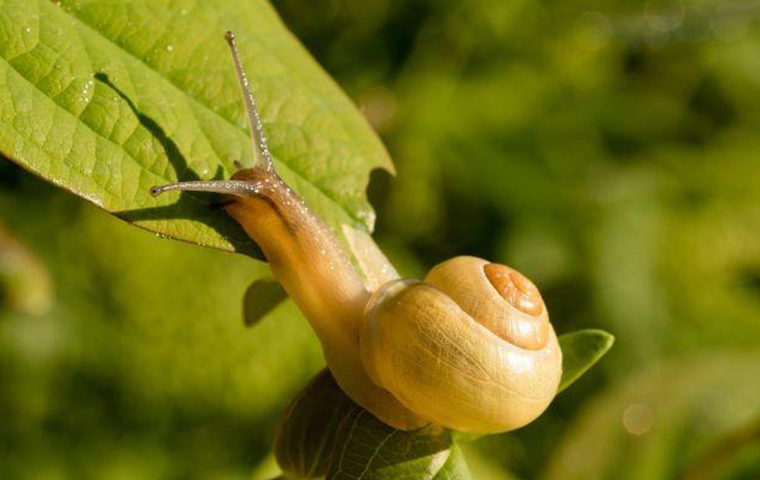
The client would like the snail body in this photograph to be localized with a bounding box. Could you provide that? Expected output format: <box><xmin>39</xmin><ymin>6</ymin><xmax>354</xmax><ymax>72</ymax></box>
<box><xmin>151</xmin><ymin>32</ymin><xmax>562</xmax><ymax>434</ymax></box>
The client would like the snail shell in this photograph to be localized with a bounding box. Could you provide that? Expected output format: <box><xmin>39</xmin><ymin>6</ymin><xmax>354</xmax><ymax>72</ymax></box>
<box><xmin>361</xmin><ymin>256</ymin><xmax>562</xmax><ymax>433</ymax></box>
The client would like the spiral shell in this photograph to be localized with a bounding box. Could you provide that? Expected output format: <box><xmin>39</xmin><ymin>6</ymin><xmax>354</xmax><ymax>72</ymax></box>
<box><xmin>361</xmin><ymin>256</ymin><xmax>562</xmax><ymax>433</ymax></box>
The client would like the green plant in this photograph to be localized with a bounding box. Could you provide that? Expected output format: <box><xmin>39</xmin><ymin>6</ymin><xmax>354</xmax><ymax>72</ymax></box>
<box><xmin>0</xmin><ymin>1</ymin><xmax>613</xmax><ymax>478</ymax></box>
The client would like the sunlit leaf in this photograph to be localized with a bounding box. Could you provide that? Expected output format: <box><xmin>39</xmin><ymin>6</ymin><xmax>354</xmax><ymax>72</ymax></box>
<box><xmin>558</xmin><ymin>329</ymin><xmax>614</xmax><ymax>393</ymax></box>
<box><xmin>0</xmin><ymin>0</ymin><xmax>392</xmax><ymax>257</ymax></box>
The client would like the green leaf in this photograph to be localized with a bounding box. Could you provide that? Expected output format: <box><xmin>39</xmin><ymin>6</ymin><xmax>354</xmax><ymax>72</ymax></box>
<box><xmin>0</xmin><ymin>0</ymin><xmax>392</xmax><ymax>256</ymax></box>
<box><xmin>274</xmin><ymin>369</ymin><xmax>355</xmax><ymax>478</ymax></box>
<box><xmin>328</xmin><ymin>409</ymin><xmax>454</xmax><ymax>480</ymax></box>
<box><xmin>558</xmin><ymin>328</ymin><xmax>614</xmax><ymax>393</ymax></box>
<box><xmin>243</xmin><ymin>277</ymin><xmax>288</xmax><ymax>327</ymax></box>
<box><xmin>431</xmin><ymin>444</ymin><xmax>472</xmax><ymax>480</ymax></box>
<box><xmin>274</xmin><ymin>369</ymin><xmax>471</xmax><ymax>480</ymax></box>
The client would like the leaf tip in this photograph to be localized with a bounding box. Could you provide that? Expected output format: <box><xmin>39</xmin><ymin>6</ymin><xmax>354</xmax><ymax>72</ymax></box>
<box><xmin>557</xmin><ymin>328</ymin><xmax>615</xmax><ymax>394</ymax></box>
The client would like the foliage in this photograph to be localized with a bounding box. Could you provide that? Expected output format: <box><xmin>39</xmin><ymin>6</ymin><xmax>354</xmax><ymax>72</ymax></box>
<box><xmin>0</xmin><ymin>0</ymin><xmax>610</xmax><ymax>476</ymax></box>
<box><xmin>0</xmin><ymin>0</ymin><xmax>391</xmax><ymax>257</ymax></box>
<box><xmin>2</xmin><ymin>0</ymin><xmax>759</xmax><ymax>479</ymax></box>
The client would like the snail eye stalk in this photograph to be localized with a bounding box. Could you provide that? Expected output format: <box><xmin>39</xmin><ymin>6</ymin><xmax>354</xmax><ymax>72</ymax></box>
<box><xmin>149</xmin><ymin>180</ymin><xmax>261</xmax><ymax>198</ymax></box>
<box><xmin>224</xmin><ymin>30</ymin><xmax>274</xmax><ymax>173</ymax></box>
<box><xmin>151</xmin><ymin>31</ymin><xmax>277</xmax><ymax>199</ymax></box>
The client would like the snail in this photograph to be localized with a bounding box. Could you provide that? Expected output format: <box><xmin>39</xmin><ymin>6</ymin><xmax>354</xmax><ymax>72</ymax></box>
<box><xmin>150</xmin><ymin>32</ymin><xmax>562</xmax><ymax>434</ymax></box>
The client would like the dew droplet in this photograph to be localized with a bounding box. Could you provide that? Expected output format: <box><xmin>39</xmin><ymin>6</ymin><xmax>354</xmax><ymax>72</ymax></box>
<box><xmin>80</xmin><ymin>79</ymin><xmax>95</xmax><ymax>103</ymax></box>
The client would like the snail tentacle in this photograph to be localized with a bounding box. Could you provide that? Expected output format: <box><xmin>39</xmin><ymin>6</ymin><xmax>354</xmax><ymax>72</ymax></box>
<box><xmin>224</xmin><ymin>31</ymin><xmax>274</xmax><ymax>173</ymax></box>
<box><xmin>150</xmin><ymin>179</ymin><xmax>264</xmax><ymax>198</ymax></box>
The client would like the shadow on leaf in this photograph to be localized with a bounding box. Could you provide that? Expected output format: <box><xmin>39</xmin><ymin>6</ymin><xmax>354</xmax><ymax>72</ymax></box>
<box><xmin>93</xmin><ymin>73</ymin><xmax>261</xmax><ymax>258</ymax></box>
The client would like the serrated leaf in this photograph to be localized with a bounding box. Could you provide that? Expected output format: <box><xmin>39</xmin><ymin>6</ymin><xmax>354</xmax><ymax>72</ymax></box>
<box><xmin>274</xmin><ymin>369</ymin><xmax>471</xmax><ymax>480</ymax></box>
<box><xmin>0</xmin><ymin>0</ymin><xmax>392</xmax><ymax>256</ymax></box>
<box><xmin>243</xmin><ymin>277</ymin><xmax>288</xmax><ymax>327</ymax></box>
<box><xmin>558</xmin><ymin>329</ymin><xmax>614</xmax><ymax>393</ymax></box>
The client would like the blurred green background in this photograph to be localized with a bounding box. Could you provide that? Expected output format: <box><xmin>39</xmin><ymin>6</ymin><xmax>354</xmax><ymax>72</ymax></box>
<box><xmin>2</xmin><ymin>0</ymin><xmax>760</xmax><ymax>479</ymax></box>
